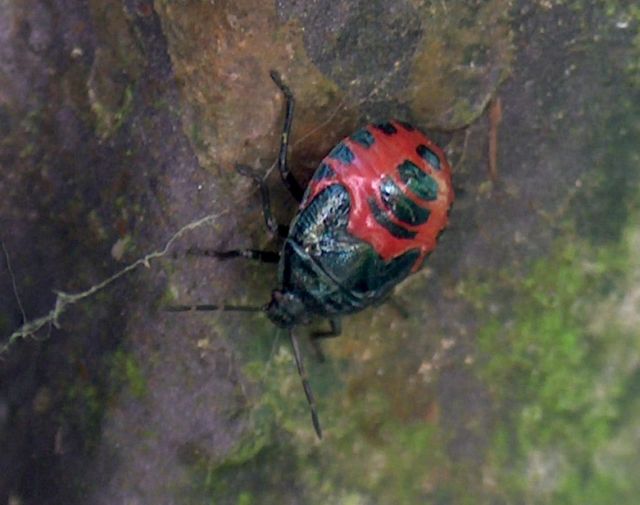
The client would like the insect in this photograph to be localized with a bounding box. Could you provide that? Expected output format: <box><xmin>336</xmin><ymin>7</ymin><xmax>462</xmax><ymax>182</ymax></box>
<box><xmin>168</xmin><ymin>71</ymin><xmax>454</xmax><ymax>439</ymax></box>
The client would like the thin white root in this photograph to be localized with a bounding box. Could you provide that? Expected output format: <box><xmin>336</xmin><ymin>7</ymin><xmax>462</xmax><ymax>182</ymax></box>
<box><xmin>0</xmin><ymin>210</ymin><xmax>225</xmax><ymax>357</ymax></box>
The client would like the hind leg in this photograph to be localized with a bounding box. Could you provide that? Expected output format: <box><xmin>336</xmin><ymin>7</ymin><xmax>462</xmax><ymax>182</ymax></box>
<box><xmin>270</xmin><ymin>71</ymin><xmax>304</xmax><ymax>203</ymax></box>
<box><xmin>236</xmin><ymin>164</ymin><xmax>289</xmax><ymax>238</ymax></box>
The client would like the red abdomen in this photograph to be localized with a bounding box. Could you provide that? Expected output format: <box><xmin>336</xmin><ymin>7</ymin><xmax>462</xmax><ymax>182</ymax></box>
<box><xmin>301</xmin><ymin>120</ymin><xmax>454</xmax><ymax>270</ymax></box>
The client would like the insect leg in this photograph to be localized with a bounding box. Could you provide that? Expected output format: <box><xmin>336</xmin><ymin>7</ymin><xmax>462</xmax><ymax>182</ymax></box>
<box><xmin>385</xmin><ymin>297</ymin><xmax>410</xmax><ymax>319</ymax></box>
<box><xmin>186</xmin><ymin>247</ymin><xmax>280</xmax><ymax>264</ymax></box>
<box><xmin>312</xmin><ymin>318</ymin><xmax>342</xmax><ymax>340</ymax></box>
<box><xmin>311</xmin><ymin>318</ymin><xmax>341</xmax><ymax>362</ymax></box>
<box><xmin>236</xmin><ymin>164</ymin><xmax>289</xmax><ymax>238</ymax></box>
<box><xmin>270</xmin><ymin>71</ymin><xmax>304</xmax><ymax>203</ymax></box>
<box><xmin>289</xmin><ymin>329</ymin><xmax>322</xmax><ymax>439</ymax></box>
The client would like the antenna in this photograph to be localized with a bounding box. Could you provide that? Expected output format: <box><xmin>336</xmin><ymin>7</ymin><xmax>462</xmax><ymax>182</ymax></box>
<box><xmin>164</xmin><ymin>304</ymin><xmax>263</xmax><ymax>313</ymax></box>
<box><xmin>165</xmin><ymin>304</ymin><xmax>323</xmax><ymax>439</ymax></box>
<box><xmin>289</xmin><ymin>329</ymin><xmax>322</xmax><ymax>439</ymax></box>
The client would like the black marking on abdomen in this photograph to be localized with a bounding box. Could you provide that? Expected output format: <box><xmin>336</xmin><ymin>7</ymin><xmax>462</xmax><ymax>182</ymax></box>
<box><xmin>416</xmin><ymin>144</ymin><xmax>441</xmax><ymax>170</ymax></box>
<box><xmin>329</xmin><ymin>142</ymin><xmax>355</xmax><ymax>164</ymax></box>
<box><xmin>398</xmin><ymin>121</ymin><xmax>415</xmax><ymax>131</ymax></box>
<box><xmin>368</xmin><ymin>197</ymin><xmax>417</xmax><ymax>239</ymax></box>
<box><xmin>397</xmin><ymin>160</ymin><xmax>439</xmax><ymax>201</ymax></box>
<box><xmin>350</xmin><ymin>128</ymin><xmax>375</xmax><ymax>148</ymax></box>
<box><xmin>312</xmin><ymin>162</ymin><xmax>336</xmax><ymax>181</ymax></box>
<box><xmin>374</xmin><ymin>122</ymin><xmax>398</xmax><ymax>135</ymax></box>
<box><xmin>379</xmin><ymin>176</ymin><xmax>430</xmax><ymax>226</ymax></box>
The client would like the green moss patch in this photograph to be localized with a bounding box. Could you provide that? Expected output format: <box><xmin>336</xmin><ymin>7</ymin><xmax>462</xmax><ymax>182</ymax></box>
<box><xmin>477</xmin><ymin>226</ymin><xmax>640</xmax><ymax>503</ymax></box>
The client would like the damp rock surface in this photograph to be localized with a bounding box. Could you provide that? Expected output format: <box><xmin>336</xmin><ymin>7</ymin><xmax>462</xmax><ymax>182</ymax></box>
<box><xmin>0</xmin><ymin>1</ymin><xmax>639</xmax><ymax>504</ymax></box>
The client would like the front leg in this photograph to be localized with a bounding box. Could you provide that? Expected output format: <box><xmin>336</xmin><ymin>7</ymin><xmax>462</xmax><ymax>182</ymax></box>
<box><xmin>311</xmin><ymin>318</ymin><xmax>342</xmax><ymax>362</ymax></box>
